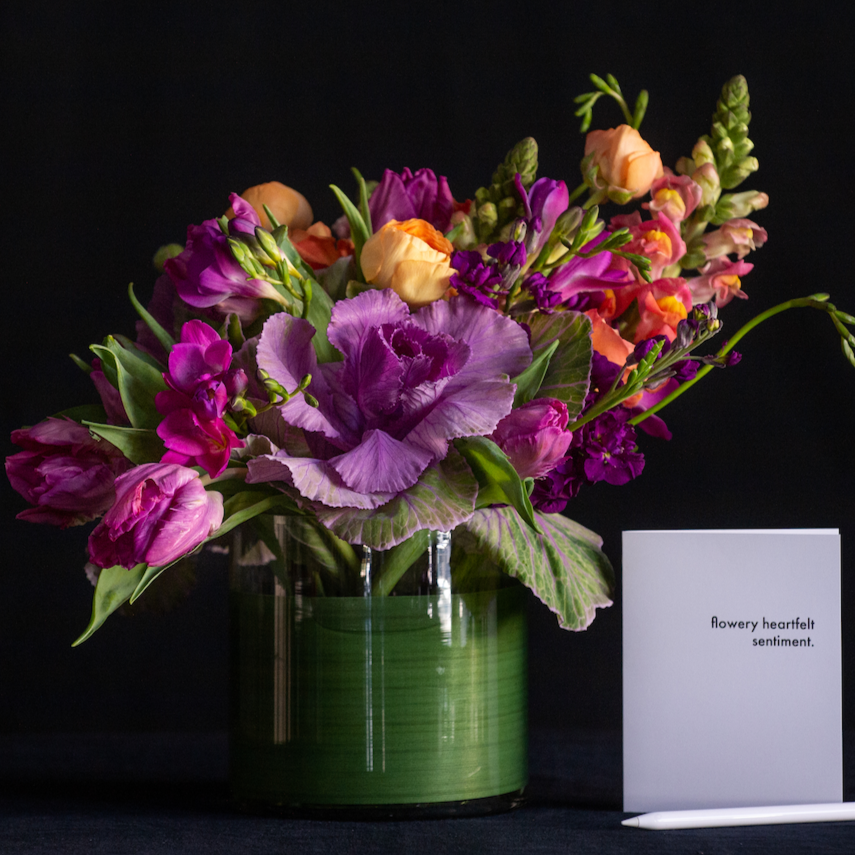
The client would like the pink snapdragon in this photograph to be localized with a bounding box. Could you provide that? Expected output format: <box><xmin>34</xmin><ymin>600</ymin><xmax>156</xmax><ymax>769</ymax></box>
<box><xmin>687</xmin><ymin>258</ymin><xmax>753</xmax><ymax>307</ymax></box>
<box><xmin>643</xmin><ymin>173</ymin><xmax>702</xmax><ymax>222</ymax></box>
<box><xmin>633</xmin><ymin>278</ymin><xmax>693</xmax><ymax>342</ymax></box>
<box><xmin>611</xmin><ymin>212</ymin><xmax>686</xmax><ymax>280</ymax></box>
<box><xmin>702</xmin><ymin>219</ymin><xmax>768</xmax><ymax>260</ymax></box>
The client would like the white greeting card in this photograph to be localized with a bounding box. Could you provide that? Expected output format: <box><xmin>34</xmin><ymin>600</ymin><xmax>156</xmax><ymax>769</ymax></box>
<box><xmin>622</xmin><ymin>529</ymin><xmax>841</xmax><ymax>812</ymax></box>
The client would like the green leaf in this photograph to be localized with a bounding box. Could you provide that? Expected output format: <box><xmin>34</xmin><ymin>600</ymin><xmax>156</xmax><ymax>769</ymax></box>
<box><xmin>330</xmin><ymin>183</ymin><xmax>370</xmax><ymax>276</ymax></box>
<box><xmin>511</xmin><ymin>339</ymin><xmax>559</xmax><ymax>406</ymax></box>
<box><xmin>90</xmin><ymin>337</ymin><xmax>167</xmax><ymax>429</ymax></box>
<box><xmin>524</xmin><ymin>311</ymin><xmax>592</xmax><ymax>421</ymax></box>
<box><xmin>56</xmin><ymin>404</ymin><xmax>108</xmax><ymax>424</ymax></box>
<box><xmin>210</xmin><ymin>492</ymin><xmax>303</xmax><ymax>541</ymax></box>
<box><xmin>72</xmin><ymin>563</ymin><xmax>146</xmax><ymax>646</ymax></box>
<box><xmin>460</xmin><ymin>508</ymin><xmax>614</xmax><ymax>630</ymax></box>
<box><xmin>271</xmin><ymin>225</ymin><xmax>317</xmax><ymax>282</ymax></box>
<box><xmin>453</xmin><ymin>436</ymin><xmax>538</xmax><ymax>532</ymax></box>
<box><xmin>84</xmin><ymin>422</ymin><xmax>165</xmax><ymax>464</ymax></box>
<box><xmin>304</xmin><ymin>282</ymin><xmax>341</xmax><ymax>363</ymax></box>
<box><xmin>129</xmin><ymin>554</ymin><xmax>186</xmax><ymax>604</ymax></box>
<box><xmin>352</xmin><ymin>167</ymin><xmax>373</xmax><ymax>236</ymax></box>
<box><xmin>316</xmin><ymin>447</ymin><xmax>478</xmax><ymax>551</ymax></box>
<box><xmin>128</xmin><ymin>283</ymin><xmax>175</xmax><ymax>354</ymax></box>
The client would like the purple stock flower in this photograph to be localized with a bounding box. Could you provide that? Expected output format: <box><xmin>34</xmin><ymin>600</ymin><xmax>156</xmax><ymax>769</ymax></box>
<box><xmin>164</xmin><ymin>194</ymin><xmax>283</xmax><ymax>319</ymax></box>
<box><xmin>491</xmin><ymin>398</ymin><xmax>571</xmax><ymax>480</ymax></box>
<box><xmin>246</xmin><ymin>289</ymin><xmax>532</xmax><ymax>544</ymax></box>
<box><xmin>155</xmin><ymin>320</ymin><xmax>245</xmax><ymax>477</ymax></box>
<box><xmin>6</xmin><ymin>418</ymin><xmax>131</xmax><ymax>528</ymax></box>
<box><xmin>449</xmin><ymin>250</ymin><xmax>505</xmax><ymax>308</ymax></box>
<box><xmin>531</xmin><ymin>409</ymin><xmax>644</xmax><ymax>513</ymax></box>
<box><xmin>368</xmin><ymin>167</ymin><xmax>455</xmax><ymax>232</ymax></box>
<box><xmin>87</xmin><ymin>463</ymin><xmax>224</xmax><ymax>569</ymax></box>
<box><xmin>487</xmin><ymin>239</ymin><xmax>527</xmax><ymax>267</ymax></box>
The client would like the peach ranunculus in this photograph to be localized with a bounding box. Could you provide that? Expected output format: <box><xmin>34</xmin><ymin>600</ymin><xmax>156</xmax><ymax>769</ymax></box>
<box><xmin>290</xmin><ymin>222</ymin><xmax>354</xmax><ymax>270</ymax></box>
<box><xmin>226</xmin><ymin>181</ymin><xmax>313</xmax><ymax>231</ymax></box>
<box><xmin>360</xmin><ymin>219</ymin><xmax>454</xmax><ymax>309</ymax></box>
<box><xmin>584</xmin><ymin>125</ymin><xmax>664</xmax><ymax>202</ymax></box>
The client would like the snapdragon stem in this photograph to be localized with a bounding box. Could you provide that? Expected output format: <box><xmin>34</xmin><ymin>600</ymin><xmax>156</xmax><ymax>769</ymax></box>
<box><xmin>630</xmin><ymin>297</ymin><xmax>832</xmax><ymax>426</ymax></box>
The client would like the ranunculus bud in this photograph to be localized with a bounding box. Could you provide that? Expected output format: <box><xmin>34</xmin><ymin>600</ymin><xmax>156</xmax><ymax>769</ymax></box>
<box><xmin>490</xmin><ymin>398</ymin><xmax>572</xmax><ymax>480</ymax></box>
<box><xmin>584</xmin><ymin>125</ymin><xmax>664</xmax><ymax>200</ymax></box>
<box><xmin>6</xmin><ymin>418</ymin><xmax>130</xmax><ymax>528</ymax></box>
<box><xmin>87</xmin><ymin>463</ymin><xmax>224</xmax><ymax>569</ymax></box>
<box><xmin>227</xmin><ymin>181</ymin><xmax>313</xmax><ymax>231</ymax></box>
<box><xmin>360</xmin><ymin>219</ymin><xmax>454</xmax><ymax>309</ymax></box>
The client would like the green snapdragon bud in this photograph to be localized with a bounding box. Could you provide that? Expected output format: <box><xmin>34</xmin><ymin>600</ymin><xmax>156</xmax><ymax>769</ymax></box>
<box><xmin>492</xmin><ymin>137</ymin><xmax>538</xmax><ymax>194</ymax></box>
<box><xmin>711</xmin><ymin>189</ymin><xmax>769</xmax><ymax>224</ymax></box>
<box><xmin>153</xmin><ymin>243</ymin><xmax>184</xmax><ymax>273</ymax></box>
<box><xmin>477</xmin><ymin>201</ymin><xmax>498</xmax><ymax>233</ymax></box>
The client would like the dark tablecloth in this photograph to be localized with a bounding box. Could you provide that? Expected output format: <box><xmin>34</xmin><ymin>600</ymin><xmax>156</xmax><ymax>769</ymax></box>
<box><xmin>1</xmin><ymin>730</ymin><xmax>851</xmax><ymax>854</ymax></box>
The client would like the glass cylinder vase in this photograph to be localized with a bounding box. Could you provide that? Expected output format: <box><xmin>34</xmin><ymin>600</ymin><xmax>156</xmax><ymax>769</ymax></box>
<box><xmin>229</xmin><ymin>515</ymin><xmax>528</xmax><ymax>818</ymax></box>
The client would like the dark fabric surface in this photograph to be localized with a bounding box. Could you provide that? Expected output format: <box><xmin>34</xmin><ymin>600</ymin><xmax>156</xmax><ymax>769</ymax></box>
<box><xmin>1</xmin><ymin>730</ymin><xmax>852</xmax><ymax>854</ymax></box>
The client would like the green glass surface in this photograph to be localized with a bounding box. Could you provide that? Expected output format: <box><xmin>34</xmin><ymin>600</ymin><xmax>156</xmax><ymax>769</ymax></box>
<box><xmin>229</xmin><ymin>585</ymin><xmax>528</xmax><ymax>807</ymax></box>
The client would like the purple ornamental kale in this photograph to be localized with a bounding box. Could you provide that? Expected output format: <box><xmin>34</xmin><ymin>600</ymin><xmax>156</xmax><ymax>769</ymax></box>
<box><xmin>246</xmin><ymin>289</ymin><xmax>532</xmax><ymax>545</ymax></box>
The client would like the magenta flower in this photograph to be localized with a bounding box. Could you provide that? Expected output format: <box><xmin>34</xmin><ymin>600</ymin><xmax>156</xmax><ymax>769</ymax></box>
<box><xmin>490</xmin><ymin>398</ymin><xmax>572</xmax><ymax>480</ymax></box>
<box><xmin>514</xmin><ymin>175</ymin><xmax>570</xmax><ymax>258</ymax></box>
<box><xmin>247</xmin><ymin>289</ymin><xmax>531</xmax><ymax>543</ymax></box>
<box><xmin>88</xmin><ymin>463</ymin><xmax>223</xmax><ymax>569</ymax></box>
<box><xmin>90</xmin><ymin>358</ymin><xmax>129</xmax><ymax>425</ymax></box>
<box><xmin>367</xmin><ymin>167</ymin><xmax>456</xmax><ymax>232</ymax></box>
<box><xmin>526</xmin><ymin>234</ymin><xmax>633</xmax><ymax>311</ymax></box>
<box><xmin>155</xmin><ymin>320</ymin><xmax>245</xmax><ymax>477</ymax></box>
<box><xmin>164</xmin><ymin>194</ymin><xmax>283</xmax><ymax>318</ymax></box>
<box><xmin>6</xmin><ymin>417</ymin><xmax>130</xmax><ymax>528</ymax></box>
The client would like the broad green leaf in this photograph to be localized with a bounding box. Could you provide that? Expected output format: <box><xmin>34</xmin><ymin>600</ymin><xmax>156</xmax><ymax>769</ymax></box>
<box><xmin>453</xmin><ymin>436</ymin><xmax>538</xmax><ymax>532</ymax></box>
<box><xmin>56</xmin><ymin>404</ymin><xmax>108</xmax><ymax>424</ymax></box>
<box><xmin>72</xmin><ymin>563</ymin><xmax>146</xmax><ymax>646</ymax></box>
<box><xmin>128</xmin><ymin>282</ymin><xmax>175</xmax><ymax>354</ymax></box>
<box><xmin>316</xmin><ymin>447</ymin><xmax>478</xmax><ymax>551</ymax></box>
<box><xmin>523</xmin><ymin>311</ymin><xmax>593</xmax><ymax>421</ymax></box>
<box><xmin>372</xmin><ymin>529</ymin><xmax>430</xmax><ymax>596</ymax></box>
<box><xmin>84</xmin><ymin>422</ymin><xmax>165</xmax><ymax>464</ymax></box>
<box><xmin>129</xmin><ymin>555</ymin><xmax>185</xmax><ymax>603</ymax></box>
<box><xmin>112</xmin><ymin>335</ymin><xmax>167</xmax><ymax>371</ymax></box>
<box><xmin>315</xmin><ymin>255</ymin><xmax>352</xmax><ymax>302</ymax></box>
<box><xmin>511</xmin><ymin>339</ymin><xmax>559</xmax><ymax>406</ymax></box>
<box><xmin>460</xmin><ymin>508</ymin><xmax>614</xmax><ymax>630</ymax></box>
<box><xmin>90</xmin><ymin>337</ymin><xmax>167</xmax><ymax>430</ymax></box>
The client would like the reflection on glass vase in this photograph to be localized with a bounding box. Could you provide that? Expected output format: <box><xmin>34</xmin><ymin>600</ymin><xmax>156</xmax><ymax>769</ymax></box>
<box><xmin>229</xmin><ymin>515</ymin><xmax>528</xmax><ymax>818</ymax></box>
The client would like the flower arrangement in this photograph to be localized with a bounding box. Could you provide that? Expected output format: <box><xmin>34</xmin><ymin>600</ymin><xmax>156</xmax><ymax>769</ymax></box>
<box><xmin>7</xmin><ymin>74</ymin><xmax>854</xmax><ymax>644</ymax></box>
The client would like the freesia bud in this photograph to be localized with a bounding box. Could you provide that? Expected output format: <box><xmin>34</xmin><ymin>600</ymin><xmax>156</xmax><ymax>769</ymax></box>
<box><xmin>153</xmin><ymin>244</ymin><xmax>184</xmax><ymax>273</ymax></box>
<box><xmin>254</xmin><ymin>227</ymin><xmax>282</xmax><ymax>264</ymax></box>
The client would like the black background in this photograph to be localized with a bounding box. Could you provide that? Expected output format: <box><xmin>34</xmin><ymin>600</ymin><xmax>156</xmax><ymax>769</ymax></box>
<box><xmin>2</xmin><ymin>2</ymin><xmax>853</xmax><ymax>744</ymax></box>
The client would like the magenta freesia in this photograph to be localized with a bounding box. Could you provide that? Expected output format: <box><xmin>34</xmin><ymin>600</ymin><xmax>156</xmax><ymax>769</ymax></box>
<box><xmin>87</xmin><ymin>463</ymin><xmax>224</xmax><ymax>569</ymax></box>
<box><xmin>6</xmin><ymin>418</ymin><xmax>131</xmax><ymax>528</ymax></box>
<box><xmin>491</xmin><ymin>398</ymin><xmax>572</xmax><ymax>480</ymax></box>
<box><xmin>155</xmin><ymin>320</ymin><xmax>245</xmax><ymax>477</ymax></box>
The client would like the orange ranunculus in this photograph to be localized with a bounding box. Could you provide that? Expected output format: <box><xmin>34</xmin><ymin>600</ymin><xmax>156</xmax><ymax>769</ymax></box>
<box><xmin>226</xmin><ymin>181</ymin><xmax>313</xmax><ymax>231</ymax></box>
<box><xmin>290</xmin><ymin>222</ymin><xmax>354</xmax><ymax>270</ymax></box>
<box><xmin>360</xmin><ymin>219</ymin><xmax>454</xmax><ymax>309</ymax></box>
<box><xmin>585</xmin><ymin>125</ymin><xmax>664</xmax><ymax>200</ymax></box>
